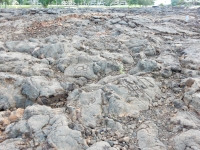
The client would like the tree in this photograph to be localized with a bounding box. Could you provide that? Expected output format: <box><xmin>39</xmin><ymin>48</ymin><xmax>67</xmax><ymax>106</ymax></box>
<box><xmin>39</xmin><ymin>0</ymin><xmax>55</xmax><ymax>7</ymax></box>
<box><xmin>17</xmin><ymin>0</ymin><xmax>23</xmax><ymax>4</ymax></box>
<box><xmin>74</xmin><ymin>0</ymin><xmax>81</xmax><ymax>5</ymax></box>
<box><xmin>105</xmin><ymin>0</ymin><xmax>115</xmax><ymax>6</ymax></box>
<box><xmin>126</xmin><ymin>0</ymin><xmax>138</xmax><ymax>6</ymax></box>
<box><xmin>171</xmin><ymin>0</ymin><xmax>178</xmax><ymax>5</ymax></box>
<box><xmin>82</xmin><ymin>0</ymin><xmax>91</xmax><ymax>5</ymax></box>
<box><xmin>138</xmin><ymin>0</ymin><xmax>154</xmax><ymax>6</ymax></box>
<box><xmin>0</xmin><ymin>0</ymin><xmax>9</xmax><ymax>8</ymax></box>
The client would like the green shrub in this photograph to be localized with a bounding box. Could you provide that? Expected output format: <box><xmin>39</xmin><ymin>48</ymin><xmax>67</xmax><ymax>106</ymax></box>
<box><xmin>39</xmin><ymin>0</ymin><xmax>55</xmax><ymax>7</ymax></box>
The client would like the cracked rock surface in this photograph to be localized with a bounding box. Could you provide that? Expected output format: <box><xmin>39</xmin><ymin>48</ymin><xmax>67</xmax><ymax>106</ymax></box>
<box><xmin>0</xmin><ymin>7</ymin><xmax>200</xmax><ymax>150</ymax></box>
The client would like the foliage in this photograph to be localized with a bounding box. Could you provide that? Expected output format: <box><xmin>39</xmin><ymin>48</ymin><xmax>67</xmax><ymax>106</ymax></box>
<box><xmin>24</xmin><ymin>1</ymin><xmax>30</xmax><ymax>5</ymax></box>
<box><xmin>17</xmin><ymin>0</ymin><xmax>23</xmax><ymax>4</ymax></box>
<box><xmin>104</xmin><ymin>0</ymin><xmax>115</xmax><ymax>6</ymax></box>
<box><xmin>159</xmin><ymin>3</ymin><xmax>164</xmax><ymax>6</ymax></box>
<box><xmin>171</xmin><ymin>0</ymin><xmax>178</xmax><ymax>5</ymax></box>
<box><xmin>83</xmin><ymin>0</ymin><xmax>91</xmax><ymax>5</ymax></box>
<box><xmin>51</xmin><ymin>0</ymin><xmax>62</xmax><ymax>5</ymax></box>
<box><xmin>126</xmin><ymin>0</ymin><xmax>138</xmax><ymax>6</ymax></box>
<box><xmin>119</xmin><ymin>64</ymin><xmax>125</xmax><ymax>74</ymax></box>
<box><xmin>138</xmin><ymin>0</ymin><xmax>154</xmax><ymax>6</ymax></box>
<box><xmin>74</xmin><ymin>0</ymin><xmax>84</xmax><ymax>5</ymax></box>
<box><xmin>127</xmin><ymin>0</ymin><xmax>154</xmax><ymax>6</ymax></box>
<box><xmin>0</xmin><ymin>0</ymin><xmax>9</xmax><ymax>4</ymax></box>
<box><xmin>178</xmin><ymin>0</ymin><xmax>185</xmax><ymax>5</ymax></box>
<box><xmin>0</xmin><ymin>0</ymin><xmax>10</xmax><ymax>7</ymax></box>
<box><xmin>39</xmin><ymin>0</ymin><xmax>55</xmax><ymax>7</ymax></box>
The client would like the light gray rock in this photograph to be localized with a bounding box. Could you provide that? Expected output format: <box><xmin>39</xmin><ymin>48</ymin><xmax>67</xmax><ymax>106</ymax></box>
<box><xmin>171</xmin><ymin>129</ymin><xmax>200</xmax><ymax>150</ymax></box>
<box><xmin>67</xmin><ymin>89</ymin><xmax>103</xmax><ymax>128</ymax></box>
<box><xmin>118</xmin><ymin>20</ymin><xmax>128</xmax><ymax>25</ymax></box>
<box><xmin>3</xmin><ymin>105</ymin><xmax>88</xmax><ymax>150</ymax></box>
<box><xmin>0</xmin><ymin>51</ymin><xmax>53</xmax><ymax>77</ymax></box>
<box><xmin>5</xmin><ymin>41</ymin><xmax>38</xmax><ymax>53</ymax></box>
<box><xmin>106</xmin><ymin>118</ymin><xmax>124</xmax><ymax>132</ymax></box>
<box><xmin>127</xmin><ymin>16</ymin><xmax>152</xmax><ymax>26</ymax></box>
<box><xmin>128</xmin><ymin>21</ymin><xmax>136</xmax><ymax>28</ymax></box>
<box><xmin>32</xmin><ymin>42</ymin><xmax>66</xmax><ymax>59</ymax></box>
<box><xmin>64</xmin><ymin>63</ymin><xmax>98</xmax><ymax>80</ymax></box>
<box><xmin>156</xmin><ymin>53</ymin><xmax>181</xmax><ymax>72</ymax></box>
<box><xmin>171</xmin><ymin>111</ymin><xmax>200</xmax><ymax>129</ymax></box>
<box><xmin>100</xmin><ymin>52</ymin><xmax>134</xmax><ymax>64</ymax></box>
<box><xmin>182</xmin><ymin>78</ymin><xmax>200</xmax><ymax>115</ymax></box>
<box><xmin>137</xmin><ymin>121</ymin><xmax>166</xmax><ymax>150</ymax></box>
<box><xmin>125</xmin><ymin>38</ymin><xmax>156</xmax><ymax>56</ymax></box>
<box><xmin>180</xmin><ymin>43</ymin><xmax>200</xmax><ymax>70</ymax></box>
<box><xmin>99</xmin><ymin>75</ymin><xmax>160</xmax><ymax>118</ymax></box>
<box><xmin>22</xmin><ymin>76</ymin><xmax>65</xmax><ymax>102</ymax></box>
<box><xmin>58</xmin><ymin>52</ymin><xmax>120</xmax><ymax>79</ymax></box>
<box><xmin>0</xmin><ymin>73</ymin><xmax>29</xmax><ymax>110</ymax></box>
<box><xmin>160</xmin><ymin>67</ymin><xmax>172</xmax><ymax>78</ymax></box>
<box><xmin>147</xmin><ymin>26</ymin><xmax>177</xmax><ymax>34</ymax></box>
<box><xmin>0</xmin><ymin>41</ymin><xmax>6</xmax><ymax>51</ymax></box>
<box><xmin>129</xmin><ymin>59</ymin><xmax>158</xmax><ymax>74</ymax></box>
<box><xmin>0</xmin><ymin>138</ymin><xmax>26</xmax><ymax>150</ymax></box>
<box><xmin>110</xmin><ymin>18</ymin><xmax>121</xmax><ymax>24</ymax></box>
<box><xmin>87</xmin><ymin>141</ymin><xmax>117</xmax><ymax>150</ymax></box>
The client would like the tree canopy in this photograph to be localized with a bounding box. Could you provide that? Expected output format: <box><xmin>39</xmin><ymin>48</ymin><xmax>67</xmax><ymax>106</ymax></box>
<box><xmin>126</xmin><ymin>0</ymin><xmax>154</xmax><ymax>6</ymax></box>
<box><xmin>38</xmin><ymin>0</ymin><xmax>55</xmax><ymax>7</ymax></box>
<box><xmin>104</xmin><ymin>0</ymin><xmax>115</xmax><ymax>6</ymax></box>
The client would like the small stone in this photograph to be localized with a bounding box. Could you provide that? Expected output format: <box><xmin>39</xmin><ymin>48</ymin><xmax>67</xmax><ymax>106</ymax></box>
<box><xmin>8</xmin><ymin>114</ymin><xmax>18</xmax><ymax>122</ymax></box>
<box><xmin>90</xmin><ymin>140</ymin><xmax>96</xmax><ymax>145</ymax></box>
<box><xmin>185</xmin><ymin>78</ymin><xmax>195</xmax><ymax>87</ymax></box>
<box><xmin>108</xmin><ymin>141</ymin><xmax>114</xmax><ymax>147</ymax></box>
<box><xmin>123</xmin><ymin>137</ymin><xmax>130</xmax><ymax>143</ymax></box>
<box><xmin>121</xmin><ymin>147</ymin><xmax>126</xmax><ymax>150</ymax></box>
<box><xmin>115</xmin><ymin>131</ymin><xmax>123</xmax><ymax>138</ymax></box>
<box><xmin>2</xmin><ymin>119</ymin><xmax>10</xmax><ymax>126</ymax></box>
<box><xmin>92</xmin><ymin>129</ymin><xmax>96</xmax><ymax>136</ymax></box>
<box><xmin>161</xmin><ymin>67</ymin><xmax>172</xmax><ymax>78</ymax></box>
<box><xmin>113</xmin><ymin>141</ymin><xmax>119</xmax><ymax>145</ymax></box>
<box><xmin>182</xmin><ymin>106</ymin><xmax>188</xmax><ymax>110</ymax></box>
<box><xmin>129</xmin><ymin>145</ymin><xmax>135</xmax><ymax>149</ymax></box>
<box><xmin>15</xmin><ymin>108</ymin><xmax>24</xmax><ymax>116</ymax></box>
<box><xmin>158</xmin><ymin>100</ymin><xmax>162</xmax><ymax>106</ymax></box>
<box><xmin>113</xmin><ymin>144</ymin><xmax>121</xmax><ymax>150</ymax></box>
<box><xmin>153</xmin><ymin>102</ymin><xmax>158</xmax><ymax>107</ymax></box>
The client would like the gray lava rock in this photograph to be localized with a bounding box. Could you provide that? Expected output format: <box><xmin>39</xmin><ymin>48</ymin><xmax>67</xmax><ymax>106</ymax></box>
<box><xmin>32</xmin><ymin>42</ymin><xmax>66</xmax><ymax>59</ymax></box>
<box><xmin>3</xmin><ymin>105</ymin><xmax>88</xmax><ymax>150</ymax></box>
<box><xmin>0</xmin><ymin>138</ymin><xmax>26</xmax><ymax>150</ymax></box>
<box><xmin>0</xmin><ymin>73</ymin><xmax>29</xmax><ymax>110</ymax></box>
<box><xmin>125</xmin><ymin>38</ymin><xmax>156</xmax><ymax>56</ymax></box>
<box><xmin>160</xmin><ymin>67</ymin><xmax>172</xmax><ymax>78</ymax></box>
<box><xmin>22</xmin><ymin>76</ymin><xmax>65</xmax><ymax>102</ymax></box>
<box><xmin>0</xmin><ymin>51</ymin><xmax>53</xmax><ymax>77</ymax></box>
<box><xmin>5</xmin><ymin>41</ymin><xmax>38</xmax><ymax>53</ymax></box>
<box><xmin>64</xmin><ymin>63</ymin><xmax>98</xmax><ymax>80</ymax></box>
<box><xmin>87</xmin><ymin>141</ymin><xmax>117</xmax><ymax>150</ymax></box>
<box><xmin>99</xmin><ymin>75</ymin><xmax>161</xmax><ymax>118</ymax></box>
<box><xmin>137</xmin><ymin>121</ymin><xmax>166</xmax><ymax>150</ymax></box>
<box><xmin>110</xmin><ymin>18</ymin><xmax>121</xmax><ymax>24</ymax></box>
<box><xmin>171</xmin><ymin>111</ymin><xmax>200</xmax><ymax>129</ymax></box>
<box><xmin>128</xmin><ymin>21</ymin><xmax>136</xmax><ymax>28</ymax></box>
<box><xmin>129</xmin><ymin>59</ymin><xmax>158</xmax><ymax>74</ymax></box>
<box><xmin>182</xmin><ymin>78</ymin><xmax>200</xmax><ymax>115</ymax></box>
<box><xmin>180</xmin><ymin>43</ymin><xmax>200</xmax><ymax>70</ymax></box>
<box><xmin>171</xmin><ymin>129</ymin><xmax>200</xmax><ymax>150</ymax></box>
<box><xmin>67</xmin><ymin>89</ymin><xmax>103</xmax><ymax>128</ymax></box>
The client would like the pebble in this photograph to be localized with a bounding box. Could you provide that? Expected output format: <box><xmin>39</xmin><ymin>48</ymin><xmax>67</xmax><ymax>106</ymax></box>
<box><xmin>123</xmin><ymin>137</ymin><xmax>130</xmax><ymax>143</ymax></box>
